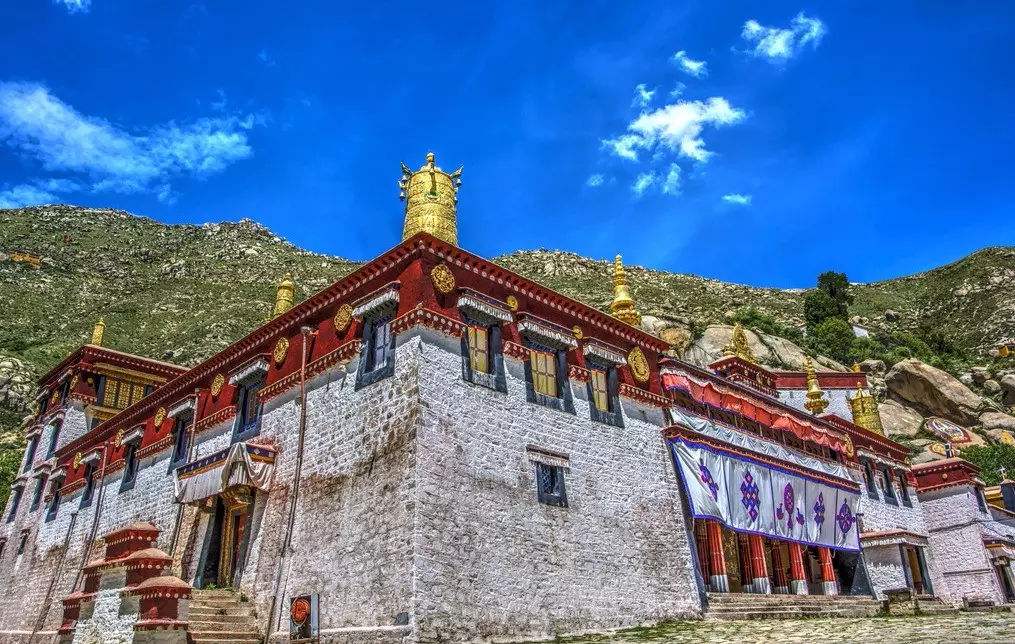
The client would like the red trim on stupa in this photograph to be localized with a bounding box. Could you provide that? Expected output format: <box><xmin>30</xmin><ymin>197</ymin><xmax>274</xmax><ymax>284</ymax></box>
<box><xmin>773</xmin><ymin>371</ymin><xmax>867</xmax><ymax>390</ymax></box>
<box><xmin>912</xmin><ymin>458</ymin><xmax>982</xmax><ymax>493</ymax></box>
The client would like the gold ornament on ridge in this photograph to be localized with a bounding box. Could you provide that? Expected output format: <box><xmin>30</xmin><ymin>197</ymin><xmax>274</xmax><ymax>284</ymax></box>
<box><xmin>627</xmin><ymin>346</ymin><xmax>650</xmax><ymax>383</ymax></box>
<box><xmin>610</xmin><ymin>255</ymin><xmax>642</xmax><ymax>327</ymax></box>
<box><xmin>211</xmin><ymin>373</ymin><xmax>225</xmax><ymax>398</ymax></box>
<box><xmin>273</xmin><ymin>337</ymin><xmax>290</xmax><ymax>365</ymax></box>
<box><xmin>91</xmin><ymin>318</ymin><xmax>105</xmax><ymax>346</ymax></box>
<box><xmin>430</xmin><ymin>264</ymin><xmax>456</xmax><ymax>294</ymax></box>
<box><xmin>722</xmin><ymin>323</ymin><xmax>757</xmax><ymax>364</ymax></box>
<box><xmin>400</xmin><ymin>152</ymin><xmax>463</xmax><ymax>246</ymax></box>
<box><xmin>849</xmin><ymin>383</ymin><xmax>884</xmax><ymax>435</ymax></box>
<box><xmin>803</xmin><ymin>357</ymin><xmax>829</xmax><ymax>415</ymax></box>
<box><xmin>334</xmin><ymin>304</ymin><xmax>353</xmax><ymax>332</ymax></box>
<box><xmin>154</xmin><ymin>407</ymin><xmax>167</xmax><ymax>428</ymax></box>
<box><xmin>272</xmin><ymin>273</ymin><xmax>296</xmax><ymax>319</ymax></box>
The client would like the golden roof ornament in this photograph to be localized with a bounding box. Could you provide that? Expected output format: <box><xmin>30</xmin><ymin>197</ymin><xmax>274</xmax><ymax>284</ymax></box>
<box><xmin>850</xmin><ymin>383</ymin><xmax>884</xmax><ymax>435</ymax></box>
<box><xmin>90</xmin><ymin>318</ymin><xmax>105</xmax><ymax>346</ymax></box>
<box><xmin>722</xmin><ymin>323</ymin><xmax>756</xmax><ymax>364</ymax></box>
<box><xmin>803</xmin><ymin>357</ymin><xmax>829</xmax><ymax>415</ymax></box>
<box><xmin>272</xmin><ymin>273</ymin><xmax>296</xmax><ymax>319</ymax></box>
<box><xmin>609</xmin><ymin>255</ymin><xmax>642</xmax><ymax>327</ymax></box>
<box><xmin>400</xmin><ymin>152</ymin><xmax>462</xmax><ymax>246</ymax></box>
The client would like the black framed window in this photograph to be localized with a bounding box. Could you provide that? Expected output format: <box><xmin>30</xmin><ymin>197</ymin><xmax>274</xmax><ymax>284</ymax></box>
<box><xmin>59</xmin><ymin>377</ymin><xmax>72</xmax><ymax>404</ymax></box>
<box><xmin>975</xmin><ymin>487</ymin><xmax>989</xmax><ymax>514</ymax></box>
<box><xmin>586</xmin><ymin>360</ymin><xmax>623</xmax><ymax>428</ymax></box>
<box><xmin>898</xmin><ymin>472</ymin><xmax>912</xmax><ymax>507</ymax></box>
<box><xmin>535</xmin><ymin>461</ymin><xmax>568</xmax><ymax>507</ymax></box>
<box><xmin>0</xmin><ymin>539</ymin><xmax>5</xmax><ymax>559</ymax></box>
<box><xmin>45</xmin><ymin>420</ymin><xmax>62</xmax><ymax>459</ymax></box>
<box><xmin>862</xmin><ymin>459</ymin><xmax>878</xmax><ymax>499</ymax></box>
<box><xmin>79</xmin><ymin>463</ymin><xmax>97</xmax><ymax>509</ymax></box>
<box><xmin>880</xmin><ymin>467</ymin><xmax>897</xmax><ymax>505</ymax></box>
<box><xmin>5</xmin><ymin>487</ymin><xmax>23</xmax><ymax>523</ymax></box>
<box><xmin>16</xmin><ymin>530</ymin><xmax>28</xmax><ymax>555</ymax></box>
<box><xmin>169</xmin><ymin>414</ymin><xmax>191</xmax><ymax>469</ymax></box>
<box><xmin>143</xmin><ymin>384</ymin><xmax>155</xmax><ymax>397</ymax></box>
<box><xmin>45</xmin><ymin>477</ymin><xmax>63</xmax><ymax>523</ymax></box>
<box><xmin>119</xmin><ymin>442</ymin><xmax>140</xmax><ymax>493</ymax></box>
<box><xmin>22</xmin><ymin>436</ymin><xmax>39</xmax><ymax>473</ymax></box>
<box><xmin>38</xmin><ymin>396</ymin><xmax>48</xmax><ymax>417</ymax></box>
<box><xmin>355</xmin><ymin>312</ymin><xmax>396</xmax><ymax>390</ymax></box>
<box><xmin>95</xmin><ymin>375</ymin><xmax>107</xmax><ymax>405</ymax></box>
<box><xmin>461</xmin><ymin>319</ymin><xmax>507</xmax><ymax>393</ymax></box>
<box><xmin>232</xmin><ymin>377</ymin><xmax>264</xmax><ymax>443</ymax></box>
<box><xmin>523</xmin><ymin>340</ymin><xmax>575</xmax><ymax>414</ymax></box>
<box><xmin>30</xmin><ymin>476</ymin><xmax>46</xmax><ymax>511</ymax></box>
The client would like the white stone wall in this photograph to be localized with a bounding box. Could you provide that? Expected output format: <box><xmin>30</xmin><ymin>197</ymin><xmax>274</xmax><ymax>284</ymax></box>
<box><xmin>777</xmin><ymin>388</ymin><xmax>853</xmax><ymax>422</ymax></box>
<box><xmin>863</xmin><ymin>545</ymin><xmax>907</xmax><ymax>595</ymax></box>
<box><xmin>55</xmin><ymin>406</ymin><xmax>89</xmax><ymax>455</ymax></box>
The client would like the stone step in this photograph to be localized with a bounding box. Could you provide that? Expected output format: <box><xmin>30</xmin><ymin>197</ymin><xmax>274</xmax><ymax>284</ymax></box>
<box><xmin>707</xmin><ymin>592</ymin><xmax>876</xmax><ymax>602</ymax></box>
<box><xmin>191</xmin><ymin>599</ymin><xmax>246</xmax><ymax>609</ymax></box>
<box><xmin>192</xmin><ymin>589</ymin><xmax>242</xmax><ymax>597</ymax></box>
<box><xmin>190</xmin><ymin>639</ymin><xmax>261</xmax><ymax>644</ymax></box>
<box><xmin>189</xmin><ymin>630</ymin><xmax>261</xmax><ymax>641</ymax></box>
<box><xmin>709</xmin><ymin>609</ymin><xmax>878</xmax><ymax>621</ymax></box>
<box><xmin>189</xmin><ymin>619</ymin><xmax>259</xmax><ymax>632</ymax></box>
<box><xmin>189</xmin><ymin>607</ymin><xmax>258</xmax><ymax>618</ymax></box>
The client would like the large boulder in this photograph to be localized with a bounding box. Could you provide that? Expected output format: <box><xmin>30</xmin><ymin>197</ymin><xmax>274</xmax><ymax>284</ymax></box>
<box><xmin>885</xmin><ymin>358</ymin><xmax>985</xmax><ymax>426</ymax></box>
<box><xmin>979</xmin><ymin>411</ymin><xmax>1015</xmax><ymax>442</ymax></box>
<box><xmin>683</xmin><ymin>324</ymin><xmax>846</xmax><ymax>371</ymax></box>
<box><xmin>878</xmin><ymin>400</ymin><xmax>925</xmax><ymax>438</ymax></box>
<box><xmin>1000</xmin><ymin>373</ymin><xmax>1015</xmax><ymax>406</ymax></box>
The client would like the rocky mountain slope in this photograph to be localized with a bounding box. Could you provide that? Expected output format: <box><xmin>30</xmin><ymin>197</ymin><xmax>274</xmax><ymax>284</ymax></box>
<box><xmin>1</xmin><ymin>205</ymin><xmax>1014</xmax><ymax>485</ymax></box>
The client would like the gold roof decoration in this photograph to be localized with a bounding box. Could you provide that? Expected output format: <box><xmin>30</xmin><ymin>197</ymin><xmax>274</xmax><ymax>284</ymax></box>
<box><xmin>850</xmin><ymin>382</ymin><xmax>884</xmax><ymax>435</ymax></box>
<box><xmin>803</xmin><ymin>357</ymin><xmax>829</xmax><ymax>415</ymax></box>
<box><xmin>272</xmin><ymin>273</ymin><xmax>296</xmax><ymax>319</ymax></box>
<box><xmin>91</xmin><ymin>318</ymin><xmax>106</xmax><ymax>346</ymax></box>
<box><xmin>400</xmin><ymin>152</ymin><xmax>462</xmax><ymax>246</ymax></box>
<box><xmin>609</xmin><ymin>255</ymin><xmax>642</xmax><ymax>327</ymax></box>
<box><xmin>722</xmin><ymin>323</ymin><xmax>756</xmax><ymax>364</ymax></box>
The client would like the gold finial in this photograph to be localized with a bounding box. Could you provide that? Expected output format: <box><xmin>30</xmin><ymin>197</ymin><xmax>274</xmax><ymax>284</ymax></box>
<box><xmin>804</xmin><ymin>357</ymin><xmax>829</xmax><ymax>414</ymax></box>
<box><xmin>272</xmin><ymin>273</ymin><xmax>296</xmax><ymax>318</ymax></box>
<box><xmin>90</xmin><ymin>318</ymin><xmax>105</xmax><ymax>346</ymax></box>
<box><xmin>850</xmin><ymin>382</ymin><xmax>884</xmax><ymax>435</ymax></box>
<box><xmin>722</xmin><ymin>323</ymin><xmax>757</xmax><ymax>364</ymax></box>
<box><xmin>610</xmin><ymin>255</ymin><xmax>642</xmax><ymax>327</ymax></box>
<box><xmin>852</xmin><ymin>362</ymin><xmax>862</xmax><ymax>373</ymax></box>
<box><xmin>400</xmin><ymin>152</ymin><xmax>462</xmax><ymax>246</ymax></box>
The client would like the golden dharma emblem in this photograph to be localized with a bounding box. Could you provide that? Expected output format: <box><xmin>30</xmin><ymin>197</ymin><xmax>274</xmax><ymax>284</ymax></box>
<box><xmin>69</xmin><ymin>374</ymin><xmax>79</xmax><ymax>391</ymax></box>
<box><xmin>115</xmin><ymin>428</ymin><xmax>125</xmax><ymax>445</ymax></box>
<box><xmin>572</xmin><ymin>326</ymin><xmax>584</xmax><ymax>340</ymax></box>
<box><xmin>50</xmin><ymin>390</ymin><xmax>60</xmax><ymax>404</ymax></box>
<box><xmin>273</xmin><ymin>337</ymin><xmax>290</xmax><ymax>365</ymax></box>
<box><xmin>505</xmin><ymin>295</ymin><xmax>519</xmax><ymax>311</ymax></box>
<box><xmin>153</xmin><ymin>407</ymin><xmax>167</xmax><ymax>428</ymax></box>
<box><xmin>73</xmin><ymin>452</ymin><xmax>83</xmax><ymax>469</ymax></box>
<box><xmin>210</xmin><ymin>373</ymin><xmax>225</xmax><ymax>398</ymax></box>
<box><xmin>627</xmin><ymin>346</ymin><xmax>650</xmax><ymax>383</ymax></box>
<box><xmin>430</xmin><ymin>263</ymin><xmax>456</xmax><ymax>294</ymax></box>
<box><xmin>334</xmin><ymin>303</ymin><xmax>353</xmax><ymax>332</ymax></box>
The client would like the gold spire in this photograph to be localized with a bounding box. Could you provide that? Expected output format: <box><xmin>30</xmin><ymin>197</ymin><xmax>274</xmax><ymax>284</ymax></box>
<box><xmin>803</xmin><ymin>357</ymin><xmax>829</xmax><ymax>415</ymax></box>
<box><xmin>722</xmin><ymin>323</ymin><xmax>757</xmax><ymax>364</ymax></box>
<box><xmin>399</xmin><ymin>152</ymin><xmax>462</xmax><ymax>246</ymax></box>
<box><xmin>90</xmin><ymin>318</ymin><xmax>105</xmax><ymax>346</ymax></box>
<box><xmin>610</xmin><ymin>255</ymin><xmax>642</xmax><ymax>327</ymax></box>
<box><xmin>850</xmin><ymin>383</ymin><xmax>884</xmax><ymax>435</ymax></box>
<box><xmin>272</xmin><ymin>273</ymin><xmax>296</xmax><ymax>318</ymax></box>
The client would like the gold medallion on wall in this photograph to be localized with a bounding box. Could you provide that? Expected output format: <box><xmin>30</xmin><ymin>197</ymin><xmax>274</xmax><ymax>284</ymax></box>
<box><xmin>73</xmin><ymin>451</ymin><xmax>83</xmax><ymax>469</ymax></box>
<box><xmin>211</xmin><ymin>373</ymin><xmax>225</xmax><ymax>398</ymax></box>
<box><xmin>430</xmin><ymin>263</ymin><xmax>456</xmax><ymax>294</ymax></box>
<box><xmin>273</xmin><ymin>337</ymin><xmax>290</xmax><ymax>365</ymax></box>
<box><xmin>505</xmin><ymin>295</ymin><xmax>519</xmax><ymax>311</ymax></box>
<box><xmin>334</xmin><ymin>303</ymin><xmax>353</xmax><ymax>332</ymax></box>
<box><xmin>153</xmin><ymin>406</ymin><xmax>167</xmax><ymax>428</ymax></box>
<box><xmin>572</xmin><ymin>326</ymin><xmax>584</xmax><ymax>340</ymax></box>
<box><xmin>627</xmin><ymin>346</ymin><xmax>650</xmax><ymax>383</ymax></box>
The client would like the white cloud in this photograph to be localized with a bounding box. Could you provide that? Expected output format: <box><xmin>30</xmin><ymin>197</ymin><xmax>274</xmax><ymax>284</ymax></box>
<box><xmin>669</xmin><ymin>82</ymin><xmax>686</xmax><ymax>98</ymax></box>
<box><xmin>258</xmin><ymin>49</ymin><xmax>277</xmax><ymax>67</ymax></box>
<box><xmin>661</xmin><ymin>164</ymin><xmax>682</xmax><ymax>195</ymax></box>
<box><xmin>604</xmin><ymin>97</ymin><xmax>746</xmax><ymax>163</ymax></box>
<box><xmin>632</xmin><ymin>83</ymin><xmax>656</xmax><ymax>108</ymax></box>
<box><xmin>0</xmin><ymin>184</ymin><xmax>58</xmax><ymax>208</ymax></box>
<box><xmin>631</xmin><ymin>172</ymin><xmax>656</xmax><ymax>197</ymax></box>
<box><xmin>54</xmin><ymin>0</ymin><xmax>90</xmax><ymax>13</ymax></box>
<box><xmin>741</xmin><ymin>12</ymin><xmax>826</xmax><ymax>61</ymax></box>
<box><xmin>722</xmin><ymin>193</ymin><xmax>752</xmax><ymax>206</ymax></box>
<box><xmin>0</xmin><ymin>82</ymin><xmax>255</xmax><ymax>199</ymax></box>
<box><xmin>672</xmin><ymin>50</ymin><xmax>708</xmax><ymax>78</ymax></box>
<box><xmin>586</xmin><ymin>174</ymin><xmax>605</xmax><ymax>187</ymax></box>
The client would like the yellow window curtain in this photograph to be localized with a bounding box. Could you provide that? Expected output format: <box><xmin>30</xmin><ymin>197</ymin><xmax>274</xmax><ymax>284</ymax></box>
<box><xmin>530</xmin><ymin>350</ymin><xmax>557</xmax><ymax>397</ymax></box>
<box><xmin>467</xmin><ymin>326</ymin><xmax>490</xmax><ymax>374</ymax></box>
<box><xmin>591</xmin><ymin>369</ymin><xmax>609</xmax><ymax>412</ymax></box>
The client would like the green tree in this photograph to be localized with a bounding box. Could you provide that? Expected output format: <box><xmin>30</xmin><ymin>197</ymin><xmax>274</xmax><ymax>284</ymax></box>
<box><xmin>809</xmin><ymin>317</ymin><xmax>856</xmax><ymax>365</ymax></box>
<box><xmin>804</xmin><ymin>290</ymin><xmax>842</xmax><ymax>330</ymax></box>
<box><xmin>960</xmin><ymin>444</ymin><xmax>1015</xmax><ymax>485</ymax></box>
<box><xmin>817</xmin><ymin>271</ymin><xmax>852</xmax><ymax>309</ymax></box>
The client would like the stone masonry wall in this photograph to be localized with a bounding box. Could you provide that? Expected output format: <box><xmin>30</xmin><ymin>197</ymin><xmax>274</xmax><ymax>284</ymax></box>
<box><xmin>411</xmin><ymin>331</ymin><xmax>700</xmax><ymax>641</ymax></box>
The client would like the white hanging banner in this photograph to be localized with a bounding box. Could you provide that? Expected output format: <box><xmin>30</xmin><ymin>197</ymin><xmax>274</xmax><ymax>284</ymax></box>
<box><xmin>671</xmin><ymin>438</ymin><xmax>860</xmax><ymax>552</ymax></box>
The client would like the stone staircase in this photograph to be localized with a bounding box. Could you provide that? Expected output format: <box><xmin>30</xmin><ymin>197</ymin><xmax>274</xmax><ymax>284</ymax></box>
<box><xmin>706</xmin><ymin>592</ymin><xmax>881</xmax><ymax>620</ymax></box>
<box><xmin>188</xmin><ymin>589</ymin><xmax>262</xmax><ymax>643</ymax></box>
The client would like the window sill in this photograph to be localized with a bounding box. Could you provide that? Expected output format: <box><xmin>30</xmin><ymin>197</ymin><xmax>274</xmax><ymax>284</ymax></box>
<box><xmin>232</xmin><ymin>423</ymin><xmax>262</xmax><ymax>445</ymax></box>
<box><xmin>537</xmin><ymin>494</ymin><xmax>569</xmax><ymax>508</ymax></box>
<box><xmin>866</xmin><ymin>491</ymin><xmax>879</xmax><ymax>500</ymax></box>
<box><xmin>118</xmin><ymin>479</ymin><xmax>137</xmax><ymax>494</ymax></box>
<box><xmin>354</xmin><ymin>360</ymin><xmax>394</xmax><ymax>391</ymax></box>
<box><xmin>590</xmin><ymin>407</ymin><xmax>624</xmax><ymax>428</ymax></box>
<box><xmin>884</xmin><ymin>497</ymin><xmax>898</xmax><ymax>506</ymax></box>
<box><xmin>526</xmin><ymin>388</ymin><xmax>575</xmax><ymax>414</ymax></box>
<box><xmin>463</xmin><ymin>369</ymin><xmax>507</xmax><ymax>393</ymax></box>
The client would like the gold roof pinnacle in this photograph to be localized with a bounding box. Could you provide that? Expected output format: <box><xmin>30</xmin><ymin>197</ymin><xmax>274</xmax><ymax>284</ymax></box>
<box><xmin>803</xmin><ymin>357</ymin><xmax>829</xmax><ymax>415</ymax></box>
<box><xmin>90</xmin><ymin>318</ymin><xmax>105</xmax><ymax>346</ymax></box>
<box><xmin>722</xmin><ymin>323</ymin><xmax>757</xmax><ymax>364</ymax></box>
<box><xmin>272</xmin><ymin>273</ymin><xmax>296</xmax><ymax>319</ymax></box>
<box><xmin>609</xmin><ymin>255</ymin><xmax>642</xmax><ymax>327</ymax></box>
<box><xmin>849</xmin><ymin>375</ymin><xmax>885</xmax><ymax>435</ymax></box>
<box><xmin>400</xmin><ymin>152</ymin><xmax>463</xmax><ymax>246</ymax></box>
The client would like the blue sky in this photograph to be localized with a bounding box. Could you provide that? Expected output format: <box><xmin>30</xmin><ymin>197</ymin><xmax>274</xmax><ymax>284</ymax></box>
<box><xmin>1</xmin><ymin>1</ymin><xmax>1013</xmax><ymax>287</ymax></box>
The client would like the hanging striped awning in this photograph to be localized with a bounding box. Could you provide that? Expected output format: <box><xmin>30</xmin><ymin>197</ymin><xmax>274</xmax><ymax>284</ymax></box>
<box><xmin>174</xmin><ymin>442</ymin><xmax>276</xmax><ymax>504</ymax></box>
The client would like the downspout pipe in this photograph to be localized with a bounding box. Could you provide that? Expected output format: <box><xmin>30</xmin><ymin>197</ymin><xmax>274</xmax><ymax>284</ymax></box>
<box><xmin>264</xmin><ymin>326</ymin><xmax>315</xmax><ymax>643</ymax></box>
<box><xmin>71</xmin><ymin>442</ymin><xmax>108</xmax><ymax>593</ymax></box>
<box><xmin>168</xmin><ymin>389</ymin><xmax>202</xmax><ymax>557</ymax></box>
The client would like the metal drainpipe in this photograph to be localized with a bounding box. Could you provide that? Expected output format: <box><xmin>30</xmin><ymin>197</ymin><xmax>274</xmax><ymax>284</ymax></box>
<box><xmin>29</xmin><ymin>508</ymin><xmax>78</xmax><ymax>643</ymax></box>
<box><xmin>264</xmin><ymin>326</ymin><xmax>314</xmax><ymax>643</ymax></box>
<box><xmin>168</xmin><ymin>390</ymin><xmax>202</xmax><ymax>557</ymax></box>
<box><xmin>70</xmin><ymin>442</ymin><xmax>109</xmax><ymax>593</ymax></box>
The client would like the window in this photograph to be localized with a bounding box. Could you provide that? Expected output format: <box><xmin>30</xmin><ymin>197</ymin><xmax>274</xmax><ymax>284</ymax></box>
<box><xmin>45</xmin><ymin>419</ymin><xmax>62</xmax><ymax>458</ymax></box>
<box><xmin>79</xmin><ymin>463</ymin><xmax>96</xmax><ymax>509</ymax></box>
<box><xmin>119</xmin><ymin>442</ymin><xmax>140</xmax><ymax>493</ymax></box>
<box><xmin>586</xmin><ymin>361</ymin><xmax>624</xmax><ymax>428</ymax></box>
<box><xmin>880</xmin><ymin>467</ymin><xmax>897</xmax><ymax>505</ymax></box>
<box><xmin>862</xmin><ymin>460</ymin><xmax>878</xmax><ymax>499</ymax></box>
<box><xmin>233</xmin><ymin>378</ymin><xmax>264</xmax><ymax>443</ymax></box>
<box><xmin>530</xmin><ymin>348</ymin><xmax>557</xmax><ymax>398</ymax></box>
<box><xmin>169</xmin><ymin>415</ymin><xmax>191</xmax><ymax>469</ymax></box>
<box><xmin>59</xmin><ymin>377</ymin><xmax>71</xmax><ymax>404</ymax></box>
<box><xmin>355</xmin><ymin>313</ymin><xmax>396</xmax><ymax>390</ymax></box>
<box><xmin>5</xmin><ymin>487</ymin><xmax>23</xmax><ymax>523</ymax></box>
<box><xmin>523</xmin><ymin>340</ymin><xmax>574</xmax><ymax>413</ymax></box>
<box><xmin>38</xmin><ymin>396</ymin><xmax>48</xmax><ymax>418</ymax></box>
<box><xmin>100</xmin><ymin>377</ymin><xmax>146</xmax><ymax>411</ymax></box>
<box><xmin>898</xmin><ymin>472</ymin><xmax>912</xmax><ymax>507</ymax></box>
<box><xmin>461</xmin><ymin>321</ymin><xmax>507</xmax><ymax>393</ymax></box>
<box><xmin>30</xmin><ymin>476</ymin><xmax>46</xmax><ymax>511</ymax></box>
<box><xmin>0</xmin><ymin>539</ymin><xmax>5</xmax><ymax>559</ymax></box>
<box><xmin>45</xmin><ymin>478</ymin><xmax>63</xmax><ymax>522</ymax></box>
<box><xmin>16</xmin><ymin>530</ymin><xmax>28</xmax><ymax>555</ymax></box>
<box><xmin>467</xmin><ymin>326</ymin><xmax>490</xmax><ymax>374</ymax></box>
<box><xmin>535</xmin><ymin>461</ymin><xmax>568</xmax><ymax>507</ymax></box>
<box><xmin>975</xmin><ymin>487</ymin><xmax>989</xmax><ymax>514</ymax></box>
<box><xmin>22</xmin><ymin>436</ymin><xmax>39</xmax><ymax>473</ymax></box>
<box><xmin>143</xmin><ymin>384</ymin><xmax>155</xmax><ymax>398</ymax></box>
<box><xmin>95</xmin><ymin>375</ymin><xmax>107</xmax><ymax>404</ymax></box>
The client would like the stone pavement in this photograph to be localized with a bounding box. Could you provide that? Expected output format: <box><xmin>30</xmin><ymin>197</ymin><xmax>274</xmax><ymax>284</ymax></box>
<box><xmin>552</xmin><ymin>612</ymin><xmax>1015</xmax><ymax>644</ymax></box>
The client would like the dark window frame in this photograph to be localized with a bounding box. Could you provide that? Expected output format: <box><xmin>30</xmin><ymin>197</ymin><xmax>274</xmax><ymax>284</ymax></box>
<box><xmin>862</xmin><ymin>459</ymin><xmax>879</xmax><ymax>499</ymax></box>
<box><xmin>22</xmin><ymin>435</ymin><xmax>39</xmax><ymax>473</ymax></box>
<box><xmin>355</xmin><ymin>309</ymin><xmax>396</xmax><ymax>390</ymax></box>
<box><xmin>460</xmin><ymin>312</ymin><xmax>507</xmax><ymax>393</ymax></box>
<box><xmin>16</xmin><ymin>530</ymin><xmax>28</xmax><ymax>555</ymax></box>
<box><xmin>231</xmin><ymin>376</ymin><xmax>265</xmax><ymax>444</ymax></box>
<box><xmin>522</xmin><ymin>339</ymin><xmax>575</xmax><ymax>415</ymax></box>
<box><xmin>45</xmin><ymin>419</ymin><xmax>63</xmax><ymax>459</ymax></box>
<box><xmin>118</xmin><ymin>441</ymin><xmax>140</xmax><ymax>493</ymax></box>
<box><xmin>79</xmin><ymin>462</ymin><xmax>97</xmax><ymax>509</ymax></box>
<box><xmin>585</xmin><ymin>359</ymin><xmax>624</xmax><ymax>428</ymax></box>
<box><xmin>44</xmin><ymin>477</ymin><xmax>63</xmax><ymax>523</ymax></box>
<box><xmin>975</xmin><ymin>487</ymin><xmax>989</xmax><ymax>514</ymax></box>
<box><xmin>95</xmin><ymin>375</ymin><xmax>107</xmax><ymax>405</ymax></box>
<box><xmin>535</xmin><ymin>461</ymin><xmax>569</xmax><ymax>508</ymax></box>
<box><xmin>880</xmin><ymin>467</ymin><xmax>898</xmax><ymax>505</ymax></box>
<box><xmin>30</xmin><ymin>476</ymin><xmax>46</xmax><ymax>511</ymax></box>
<box><xmin>898</xmin><ymin>471</ymin><xmax>912</xmax><ymax>507</ymax></box>
<box><xmin>168</xmin><ymin>414</ymin><xmax>192</xmax><ymax>470</ymax></box>
<box><xmin>5</xmin><ymin>487</ymin><xmax>23</xmax><ymax>523</ymax></box>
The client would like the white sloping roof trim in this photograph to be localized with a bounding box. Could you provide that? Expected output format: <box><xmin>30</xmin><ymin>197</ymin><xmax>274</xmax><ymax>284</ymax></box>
<box><xmin>352</xmin><ymin>288</ymin><xmax>399</xmax><ymax>318</ymax></box>
<box><xmin>229</xmin><ymin>358</ymin><xmax>269</xmax><ymax>386</ymax></box>
<box><xmin>583</xmin><ymin>342</ymin><xmax>626</xmax><ymax>365</ymax></box>
<box><xmin>517</xmin><ymin>319</ymin><xmax>578</xmax><ymax>349</ymax></box>
<box><xmin>458</xmin><ymin>295</ymin><xmax>513</xmax><ymax>323</ymax></box>
<box><xmin>167</xmin><ymin>397</ymin><xmax>196</xmax><ymax>419</ymax></box>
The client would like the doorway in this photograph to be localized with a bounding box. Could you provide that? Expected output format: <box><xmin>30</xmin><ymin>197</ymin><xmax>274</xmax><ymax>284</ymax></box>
<box><xmin>194</xmin><ymin>486</ymin><xmax>255</xmax><ymax>589</ymax></box>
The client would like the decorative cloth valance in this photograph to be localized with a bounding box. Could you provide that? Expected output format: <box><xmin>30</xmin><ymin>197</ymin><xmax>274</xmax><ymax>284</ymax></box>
<box><xmin>352</xmin><ymin>284</ymin><xmax>399</xmax><ymax>318</ymax></box>
<box><xmin>583</xmin><ymin>341</ymin><xmax>626</xmax><ymax>365</ymax></box>
<box><xmin>671</xmin><ymin>435</ymin><xmax>861</xmax><ymax>551</ymax></box>
<box><xmin>174</xmin><ymin>442</ymin><xmax>275</xmax><ymax>504</ymax></box>
<box><xmin>458</xmin><ymin>292</ymin><xmax>513</xmax><ymax>323</ymax></box>
<box><xmin>517</xmin><ymin>317</ymin><xmax>578</xmax><ymax>349</ymax></box>
<box><xmin>229</xmin><ymin>358</ymin><xmax>269</xmax><ymax>386</ymax></box>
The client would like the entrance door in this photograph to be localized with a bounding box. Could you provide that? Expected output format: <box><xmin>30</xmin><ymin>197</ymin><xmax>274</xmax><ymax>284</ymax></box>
<box><xmin>904</xmin><ymin>546</ymin><xmax>926</xmax><ymax>595</ymax></box>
